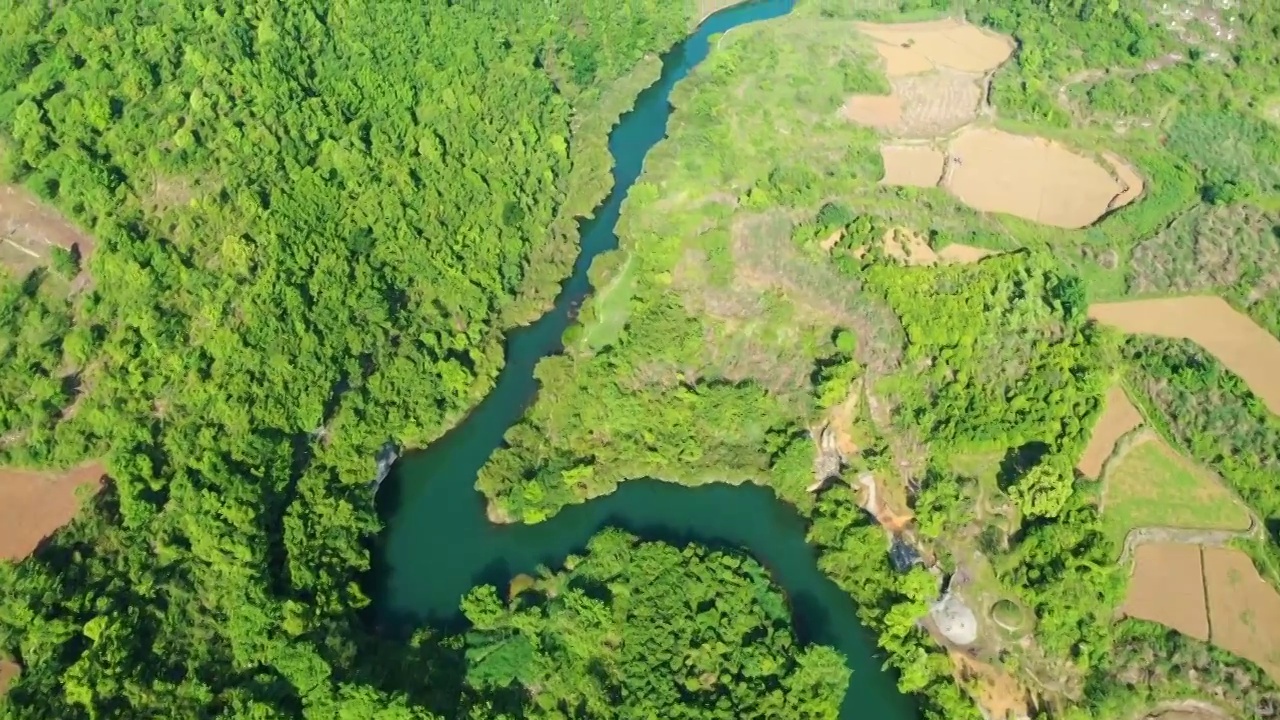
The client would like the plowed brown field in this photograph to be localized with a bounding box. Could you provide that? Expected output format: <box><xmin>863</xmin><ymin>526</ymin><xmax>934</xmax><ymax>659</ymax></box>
<box><xmin>0</xmin><ymin>462</ymin><xmax>104</xmax><ymax>561</ymax></box>
<box><xmin>1122</xmin><ymin>542</ymin><xmax>1208</xmax><ymax>640</ymax></box>
<box><xmin>1203</xmin><ymin>546</ymin><xmax>1280</xmax><ymax>681</ymax></box>
<box><xmin>880</xmin><ymin>145</ymin><xmax>944</xmax><ymax>187</ymax></box>
<box><xmin>1077</xmin><ymin>385</ymin><xmax>1143</xmax><ymax>479</ymax></box>
<box><xmin>855</xmin><ymin>19</ymin><xmax>1014</xmax><ymax>76</ymax></box>
<box><xmin>1088</xmin><ymin>296</ymin><xmax>1280</xmax><ymax>415</ymax></box>
<box><xmin>945</xmin><ymin>128</ymin><xmax>1125</xmax><ymax>228</ymax></box>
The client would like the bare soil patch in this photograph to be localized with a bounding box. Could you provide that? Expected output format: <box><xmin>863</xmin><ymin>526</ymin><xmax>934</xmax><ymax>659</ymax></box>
<box><xmin>880</xmin><ymin>145</ymin><xmax>944</xmax><ymax>187</ymax></box>
<box><xmin>865</xmin><ymin>229</ymin><xmax>994</xmax><ymax>267</ymax></box>
<box><xmin>0</xmin><ymin>185</ymin><xmax>95</xmax><ymax>275</ymax></box>
<box><xmin>936</xmin><ymin>243</ymin><xmax>997</xmax><ymax>264</ymax></box>
<box><xmin>944</xmin><ymin>128</ymin><xmax>1125</xmax><ymax>229</ymax></box>
<box><xmin>951</xmin><ymin>651</ymin><xmax>1035</xmax><ymax>720</ymax></box>
<box><xmin>1203</xmin><ymin>546</ymin><xmax>1280</xmax><ymax>682</ymax></box>
<box><xmin>1122</xmin><ymin>542</ymin><xmax>1209</xmax><ymax>641</ymax></box>
<box><xmin>0</xmin><ymin>462</ymin><xmax>104</xmax><ymax>561</ymax></box>
<box><xmin>855</xmin><ymin>19</ymin><xmax>1014</xmax><ymax>77</ymax></box>
<box><xmin>826</xmin><ymin>389</ymin><xmax>863</xmax><ymax>457</ymax></box>
<box><xmin>1089</xmin><ymin>296</ymin><xmax>1280</xmax><ymax>416</ymax></box>
<box><xmin>1077</xmin><ymin>385</ymin><xmax>1143</xmax><ymax>479</ymax></box>
<box><xmin>842</xmin><ymin>94</ymin><xmax>901</xmax><ymax>129</ymax></box>
<box><xmin>0</xmin><ymin>660</ymin><xmax>16</xmax><ymax>698</ymax></box>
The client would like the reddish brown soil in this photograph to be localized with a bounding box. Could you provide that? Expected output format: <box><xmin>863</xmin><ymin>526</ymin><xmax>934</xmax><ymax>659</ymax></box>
<box><xmin>0</xmin><ymin>659</ymin><xmax>17</xmax><ymax>698</ymax></box>
<box><xmin>0</xmin><ymin>184</ymin><xmax>95</xmax><ymax>267</ymax></box>
<box><xmin>1076</xmin><ymin>385</ymin><xmax>1143</xmax><ymax>479</ymax></box>
<box><xmin>951</xmin><ymin>652</ymin><xmax>1035</xmax><ymax>720</ymax></box>
<box><xmin>881</xmin><ymin>145</ymin><xmax>944</xmax><ymax>187</ymax></box>
<box><xmin>1122</xmin><ymin>542</ymin><xmax>1209</xmax><ymax>641</ymax></box>
<box><xmin>0</xmin><ymin>462</ymin><xmax>104</xmax><ymax>561</ymax></box>
<box><xmin>1203</xmin><ymin>546</ymin><xmax>1280</xmax><ymax>682</ymax></box>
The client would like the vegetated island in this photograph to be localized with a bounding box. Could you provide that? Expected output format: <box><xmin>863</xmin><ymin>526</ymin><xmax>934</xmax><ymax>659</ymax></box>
<box><xmin>4</xmin><ymin>0</ymin><xmax>1280</xmax><ymax>719</ymax></box>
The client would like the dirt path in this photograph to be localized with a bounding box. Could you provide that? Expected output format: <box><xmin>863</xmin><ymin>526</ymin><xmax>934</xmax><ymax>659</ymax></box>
<box><xmin>1117</xmin><ymin>519</ymin><xmax>1259</xmax><ymax>567</ymax></box>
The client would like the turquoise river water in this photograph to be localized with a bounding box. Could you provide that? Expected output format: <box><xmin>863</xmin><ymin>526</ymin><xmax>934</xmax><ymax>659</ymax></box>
<box><xmin>373</xmin><ymin>2</ymin><xmax>917</xmax><ymax>717</ymax></box>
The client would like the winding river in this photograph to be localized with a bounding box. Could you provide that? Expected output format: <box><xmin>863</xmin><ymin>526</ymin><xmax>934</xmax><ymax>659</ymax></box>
<box><xmin>372</xmin><ymin>2</ymin><xmax>916</xmax><ymax>717</ymax></box>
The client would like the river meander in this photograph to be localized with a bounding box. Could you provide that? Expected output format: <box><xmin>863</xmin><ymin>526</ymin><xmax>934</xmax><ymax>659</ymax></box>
<box><xmin>372</xmin><ymin>2</ymin><xmax>916</xmax><ymax>717</ymax></box>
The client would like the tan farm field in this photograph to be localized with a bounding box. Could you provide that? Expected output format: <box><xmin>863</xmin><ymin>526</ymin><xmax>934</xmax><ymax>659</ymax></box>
<box><xmin>844</xmin><ymin>20</ymin><xmax>1012</xmax><ymax>138</ymax></box>
<box><xmin>880</xmin><ymin>145</ymin><xmax>945</xmax><ymax>187</ymax></box>
<box><xmin>0</xmin><ymin>462</ymin><xmax>104</xmax><ymax>561</ymax></box>
<box><xmin>1122</xmin><ymin>542</ymin><xmax>1209</xmax><ymax>641</ymax></box>
<box><xmin>944</xmin><ymin>128</ymin><xmax>1129</xmax><ymax>228</ymax></box>
<box><xmin>1076</xmin><ymin>385</ymin><xmax>1143</xmax><ymax>479</ymax></box>
<box><xmin>1089</xmin><ymin>296</ymin><xmax>1280</xmax><ymax>415</ymax></box>
<box><xmin>1203</xmin><ymin>546</ymin><xmax>1280</xmax><ymax>682</ymax></box>
<box><xmin>855</xmin><ymin>19</ymin><xmax>1014</xmax><ymax>76</ymax></box>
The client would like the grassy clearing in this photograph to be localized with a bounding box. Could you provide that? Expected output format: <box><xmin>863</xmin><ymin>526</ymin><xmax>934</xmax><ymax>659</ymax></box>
<box><xmin>1102</xmin><ymin>434</ymin><xmax>1251</xmax><ymax>550</ymax></box>
<box><xmin>581</xmin><ymin>251</ymin><xmax>638</xmax><ymax>350</ymax></box>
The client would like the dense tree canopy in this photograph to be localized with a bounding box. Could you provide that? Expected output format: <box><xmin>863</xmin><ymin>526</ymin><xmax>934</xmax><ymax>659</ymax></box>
<box><xmin>0</xmin><ymin>0</ymin><xmax>694</xmax><ymax>716</ymax></box>
<box><xmin>459</xmin><ymin>530</ymin><xmax>850</xmax><ymax>720</ymax></box>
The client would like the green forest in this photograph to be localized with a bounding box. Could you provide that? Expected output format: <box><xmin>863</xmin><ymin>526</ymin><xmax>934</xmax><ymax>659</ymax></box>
<box><xmin>0</xmin><ymin>0</ymin><xmax>706</xmax><ymax>717</ymax></box>
<box><xmin>458</xmin><ymin>530</ymin><xmax>849</xmax><ymax>719</ymax></box>
<box><xmin>6</xmin><ymin>0</ymin><xmax>1280</xmax><ymax>718</ymax></box>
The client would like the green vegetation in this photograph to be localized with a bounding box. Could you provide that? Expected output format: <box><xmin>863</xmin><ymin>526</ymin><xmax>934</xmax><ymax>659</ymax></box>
<box><xmin>1100</xmin><ymin>435</ymin><xmax>1252</xmax><ymax>551</ymax></box>
<box><xmin>1125</xmin><ymin>337</ymin><xmax>1280</xmax><ymax>559</ymax></box>
<box><xmin>7</xmin><ymin>0</ymin><xmax>1280</xmax><ymax>718</ymax></box>
<box><xmin>0</xmin><ymin>271</ymin><xmax>79</xmax><ymax>463</ymax></box>
<box><xmin>0</xmin><ymin>0</ymin><xmax>700</xmax><ymax>716</ymax></box>
<box><xmin>459</xmin><ymin>530</ymin><xmax>850</xmax><ymax>719</ymax></box>
<box><xmin>475</xmin><ymin>1</ymin><xmax>1280</xmax><ymax>715</ymax></box>
<box><xmin>1126</xmin><ymin>202</ymin><xmax>1280</xmax><ymax>334</ymax></box>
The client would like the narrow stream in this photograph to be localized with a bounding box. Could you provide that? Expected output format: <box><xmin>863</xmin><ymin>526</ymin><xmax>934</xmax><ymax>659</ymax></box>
<box><xmin>372</xmin><ymin>2</ymin><xmax>916</xmax><ymax>717</ymax></box>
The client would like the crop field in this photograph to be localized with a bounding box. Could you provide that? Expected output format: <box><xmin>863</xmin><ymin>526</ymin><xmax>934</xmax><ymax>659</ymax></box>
<box><xmin>854</xmin><ymin>19</ymin><xmax>1014</xmax><ymax>77</ymax></box>
<box><xmin>1122</xmin><ymin>542</ymin><xmax>1209</xmax><ymax>640</ymax></box>
<box><xmin>1076</xmin><ymin>385</ymin><xmax>1143</xmax><ymax>479</ymax></box>
<box><xmin>0</xmin><ymin>462</ymin><xmax>103</xmax><ymax>561</ymax></box>
<box><xmin>944</xmin><ymin>128</ymin><xmax>1129</xmax><ymax>229</ymax></box>
<box><xmin>880</xmin><ymin>145</ymin><xmax>944</xmax><ymax>187</ymax></box>
<box><xmin>1123</xmin><ymin>542</ymin><xmax>1280</xmax><ymax>683</ymax></box>
<box><xmin>1101</xmin><ymin>433</ymin><xmax>1251</xmax><ymax>548</ymax></box>
<box><xmin>1203</xmin><ymin>547</ymin><xmax>1280</xmax><ymax>682</ymax></box>
<box><xmin>1090</xmin><ymin>296</ymin><xmax>1280</xmax><ymax>415</ymax></box>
